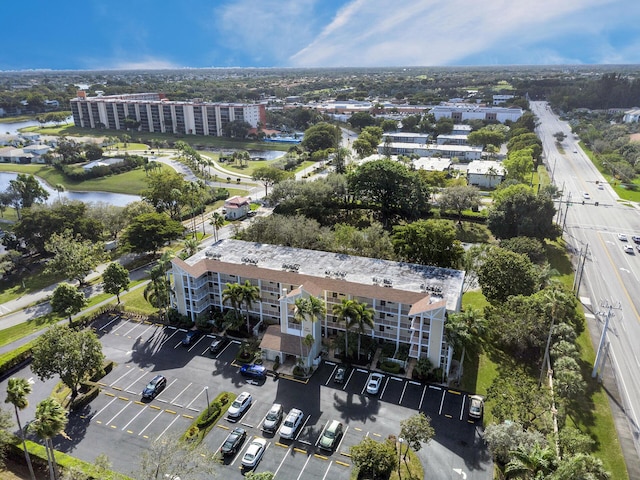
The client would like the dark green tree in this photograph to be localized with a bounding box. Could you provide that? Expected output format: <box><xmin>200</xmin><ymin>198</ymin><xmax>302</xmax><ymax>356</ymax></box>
<box><xmin>121</xmin><ymin>212</ymin><xmax>184</xmax><ymax>254</ymax></box>
<box><xmin>478</xmin><ymin>247</ymin><xmax>537</xmax><ymax>303</ymax></box>
<box><xmin>44</xmin><ymin>229</ymin><xmax>105</xmax><ymax>284</ymax></box>
<box><xmin>392</xmin><ymin>219</ymin><xmax>464</xmax><ymax>268</ymax></box>
<box><xmin>487</xmin><ymin>184</ymin><xmax>559</xmax><ymax>240</ymax></box>
<box><xmin>252</xmin><ymin>165</ymin><xmax>290</xmax><ymax>197</ymax></box>
<box><xmin>350</xmin><ymin>437</ymin><xmax>396</xmax><ymax>479</ymax></box>
<box><xmin>301</xmin><ymin>122</ymin><xmax>341</xmax><ymax>153</ymax></box>
<box><xmin>50</xmin><ymin>283</ymin><xmax>87</xmax><ymax>323</ymax></box>
<box><xmin>7</xmin><ymin>174</ymin><xmax>49</xmax><ymax>217</ymax></box>
<box><xmin>102</xmin><ymin>262</ymin><xmax>130</xmax><ymax>303</ymax></box>
<box><xmin>438</xmin><ymin>185</ymin><xmax>481</xmax><ymax>224</ymax></box>
<box><xmin>31</xmin><ymin>325</ymin><xmax>104</xmax><ymax>398</ymax></box>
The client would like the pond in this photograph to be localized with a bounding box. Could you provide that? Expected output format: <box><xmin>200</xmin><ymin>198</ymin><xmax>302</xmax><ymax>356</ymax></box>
<box><xmin>0</xmin><ymin>172</ymin><xmax>140</xmax><ymax>207</ymax></box>
<box><xmin>0</xmin><ymin>118</ymin><xmax>72</xmax><ymax>135</ymax></box>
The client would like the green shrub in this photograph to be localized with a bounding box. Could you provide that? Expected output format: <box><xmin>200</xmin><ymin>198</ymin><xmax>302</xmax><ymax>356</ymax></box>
<box><xmin>380</xmin><ymin>360</ymin><xmax>402</xmax><ymax>374</ymax></box>
<box><xmin>0</xmin><ymin>342</ymin><xmax>34</xmax><ymax>378</ymax></box>
<box><xmin>70</xmin><ymin>384</ymin><xmax>100</xmax><ymax>411</ymax></box>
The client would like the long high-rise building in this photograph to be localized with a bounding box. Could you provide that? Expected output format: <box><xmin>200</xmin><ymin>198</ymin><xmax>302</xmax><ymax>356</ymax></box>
<box><xmin>70</xmin><ymin>92</ymin><xmax>266</xmax><ymax>136</ymax></box>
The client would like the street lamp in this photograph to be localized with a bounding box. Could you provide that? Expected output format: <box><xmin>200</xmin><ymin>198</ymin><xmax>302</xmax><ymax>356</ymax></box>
<box><xmin>204</xmin><ymin>386</ymin><xmax>210</xmax><ymax>417</ymax></box>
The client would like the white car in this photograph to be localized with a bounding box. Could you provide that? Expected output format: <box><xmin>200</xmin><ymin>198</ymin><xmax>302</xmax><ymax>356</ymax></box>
<box><xmin>624</xmin><ymin>245</ymin><xmax>634</xmax><ymax>255</ymax></box>
<box><xmin>618</xmin><ymin>233</ymin><xmax>628</xmax><ymax>242</ymax></box>
<box><xmin>279</xmin><ymin>408</ymin><xmax>304</xmax><ymax>439</ymax></box>
<box><xmin>583</xmin><ymin>192</ymin><xmax>590</xmax><ymax>200</ymax></box>
<box><xmin>241</xmin><ymin>437</ymin><xmax>267</xmax><ymax>469</ymax></box>
<box><xmin>227</xmin><ymin>391</ymin><xmax>252</xmax><ymax>419</ymax></box>
<box><xmin>366</xmin><ymin>373</ymin><xmax>384</xmax><ymax>395</ymax></box>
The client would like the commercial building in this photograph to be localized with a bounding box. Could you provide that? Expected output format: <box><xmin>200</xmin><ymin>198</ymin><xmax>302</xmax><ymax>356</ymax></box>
<box><xmin>466</xmin><ymin>160</ymin><xmax>506</xmax><ymax>188</ymax></box>
<box><xmin>431</xmin><ymin>103</ymin><xmax>523</xmax><ymax>123</ymax></box>
<box><xmin>171</xmin><ymin>239</ymin><xmax>464</xmax><ymax>373</ymax></box>
<box><xmin>377</xmin><ymin>142</ymin><xmax>482</xmax><ymax>161</ymax></box>
<box><xmin>70</xmin><ymin>92</ymin><xmax>266</xmax><ymax>136</ymax></box>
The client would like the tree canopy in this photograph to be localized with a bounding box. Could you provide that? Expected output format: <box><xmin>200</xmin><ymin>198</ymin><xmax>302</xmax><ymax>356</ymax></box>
<box><xmin>31</xmin><ymin>325</ymin><xmax>104</xmax><ymax>398</ymax></box>
<box><xmin>301</xmin><ymin>122</ymin><xmax>341</xmax><ymax>153</ymax></box>
<box><xmin>50</xmin><ymin>283</ymin><xmax>87</xmax><ymax>323</ymax></box>
<box><xmin>44</xmin><ymin>229</ymin><xmax>105</xmax><ymax>284</ymax></box>
<box><xmin>487</xmin><ymin>184</ymin><xmax>559</xmax><ymax>240</ymax></box>
<box><xmin>392</xmin><ymin>219</ymin><xmax>464</xmax><ymax>268</ymax></box>
<box><xmin>122</xmin><ymin>212</ymin><xmax>184</xmax><ymax>254</ymax></box>
<box><xmin>478</xmin><ymin>247</ymin><xmax>538</xmax><ymax>304</ymax></box>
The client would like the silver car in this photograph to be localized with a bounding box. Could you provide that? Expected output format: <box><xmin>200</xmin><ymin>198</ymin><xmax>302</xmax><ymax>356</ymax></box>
<box><xmin>241</xmin><ymin>437</ymin><xmax>267</xmax><ymax>469</ymax></box>
<box><xmin>263</xmin><ymin>403</ymin><xmax>283</xmax><ymax>433</ymax></box>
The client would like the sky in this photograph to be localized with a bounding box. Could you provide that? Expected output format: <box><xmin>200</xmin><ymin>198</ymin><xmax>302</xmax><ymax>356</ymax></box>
<box><xmin>1</xmin><ymin>0</ymin><xmax>639</xmax><ymax>71</ymax></box>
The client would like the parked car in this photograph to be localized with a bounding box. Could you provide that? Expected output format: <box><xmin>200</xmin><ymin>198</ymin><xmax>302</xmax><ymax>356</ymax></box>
<box><xmin>228</xmin><ymin>392</ymin><xmax>252</xmax><ymax>419</ymax></box>
<box><xmin>241</xmin><ymin>437</ymin><xmax>267</xmax><ymax>469</ymax></box>
<box><xmin>333</xmin><ymin>365</ymin><xmax>348</xmax><ymax>384</ymax></box>
<box><xmin>262</xmin><ymin>403</ymin><xmax>284</xmax><ymax>433</ymax></box>
<box><xmin>468</xmin><ymin>395</ymin><xmax>484</xmax><ymax>419</ymax></box>
<box><xmin>240</xmin><ymin>363</ymin><xmax>267</xmax><ymax>380</ymax></box>
<box><xmin>632</xmin><ymin>235</ymin><xmax>640</xmax><ymax>244</ymax></box>
<box><xmin>624</xmin><ymin>245</ymin><xmax>635</xmax><ymax>255</ymax></box>
<box><xmin>583</xmin><ymin>192</ymin><xmax>590</xmax><ymax>200</ymax></box>
<box><xmin>366</xmin><ymin>373</ymin><xmax>384</xmax><ymax>395</ymax></box>
<box><xmin>142</xmin><ymin>375</ymin><xmax>167</xmax><ymax>399</ymax></box>
<box><xmin>220</xmin><ymin>427</ymin><xmax>246</xmax><ymax>456</ymax></box>
<box><xmin>279</xmin><ymin>408</ymin><xmax>304</xmax><ymax>439</ymax></box>
<box><xmin>318</xmin><ymin>420</ymin><xmax>343</xmax><ymax>451</ymax></box>
<box><xmin>209</xmin><ymin>336</ymin><xmax>229</xmax><ymax>354</ymax></box>
<box><xmin>181</xmin><ymin>330</ymin><xmax>202</xmax><ymax>346</ymax></box>
<box><xmin>618</xmin><ymin>233</ymin><xmax>628</xmax><ymax>242</ymax></box>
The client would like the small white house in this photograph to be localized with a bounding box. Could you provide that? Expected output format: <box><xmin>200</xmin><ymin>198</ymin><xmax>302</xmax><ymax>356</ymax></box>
<box><xmin>224</xmin><ymin>196</ymin><xmax>251</xmax><ymax>220</ymax></box>
<box><xmin>467</xmin><ymin>160</ymin><xmax>505</xmax><ymax>189</ymax></box>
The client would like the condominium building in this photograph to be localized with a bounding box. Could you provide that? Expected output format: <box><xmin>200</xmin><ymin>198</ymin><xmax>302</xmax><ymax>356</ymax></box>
<box><xmin>377</xmin><ymin>142</ymin><xmax>482</xmax><ymax>161</ymax></box>
<box><xmin>171</xmin><ymin>239</ymin><xmax>465</xmax><ymax>373</ymax></box>
<box><xmin>70</xmin><ymin>92</ymin><xmax>266</xmax><ymax>136</ymax></box>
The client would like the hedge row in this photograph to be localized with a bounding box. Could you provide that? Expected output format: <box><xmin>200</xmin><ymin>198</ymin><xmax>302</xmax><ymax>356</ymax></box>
<box><xmin>183</xmin><ymin>391</ymin><xmax>234</xmax><ymax>443</ymax></box>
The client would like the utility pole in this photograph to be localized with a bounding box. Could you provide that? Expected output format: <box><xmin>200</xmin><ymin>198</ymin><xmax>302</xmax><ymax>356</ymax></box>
<box><xmin>573</xmin><ymin>244</ymin><xmax>589</xmax><ymax>295</ymax></box>
<box><xmin>592</xmin><ymin>302</ymin><xmax>621</xmax><ymax>379</ymax></box>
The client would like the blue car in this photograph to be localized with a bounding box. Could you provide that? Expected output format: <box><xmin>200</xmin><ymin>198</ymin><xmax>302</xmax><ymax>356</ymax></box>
<box><xmin>181</xmin><ymin>330</ymin><xmax>202</xmax><ymax>346</ymax></box>
<box><xmin>240</xmin><ymin>364</ymin><xmax>267</xmax><ymax>380</ymax></box>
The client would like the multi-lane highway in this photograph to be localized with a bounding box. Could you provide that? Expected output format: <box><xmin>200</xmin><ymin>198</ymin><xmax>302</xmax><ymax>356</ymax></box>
<box><xmin>532</xmin><ymin>101</ymin><xmax>640</xmax><ymax>463</ymax></box>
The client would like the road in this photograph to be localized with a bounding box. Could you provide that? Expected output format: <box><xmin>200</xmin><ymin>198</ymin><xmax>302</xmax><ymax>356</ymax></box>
<box><xmin>532</xmin><ymin>101</ymin><xmax>640</xmax><ymax>465</ymax></box>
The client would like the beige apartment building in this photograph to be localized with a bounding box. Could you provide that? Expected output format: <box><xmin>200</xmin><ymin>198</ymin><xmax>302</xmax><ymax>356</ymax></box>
<box><xmin>171</xmin><ymin>240</ymin><xmax>465</xmax><ymax>373</ymax></box>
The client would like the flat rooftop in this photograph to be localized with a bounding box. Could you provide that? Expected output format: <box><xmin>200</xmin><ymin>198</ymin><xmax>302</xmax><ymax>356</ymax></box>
<box><xmin>186</xmin><ymin>239</ymin><xmax>465</xmax><ymax>310</ymax></box>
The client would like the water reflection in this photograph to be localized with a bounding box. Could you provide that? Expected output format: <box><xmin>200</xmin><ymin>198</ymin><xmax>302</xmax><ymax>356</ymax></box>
<box><xmin>0</xmin><ymin>172</ymin><xmax>139</xmax><ymax>207</ymax></box>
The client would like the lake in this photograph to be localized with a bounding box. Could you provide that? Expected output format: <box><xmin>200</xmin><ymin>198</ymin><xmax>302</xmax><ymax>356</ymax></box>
<box><xmin>0</xmin><ymin>118</ymin><xmax>72</xmax><ymax>135</ymax></box>
<box><xmin>0</xmin><ymin>172</ymin><xmax>140</xmax><ymax>207</ymax></box>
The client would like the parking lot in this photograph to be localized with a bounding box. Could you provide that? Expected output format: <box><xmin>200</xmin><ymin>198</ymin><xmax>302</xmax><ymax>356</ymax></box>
<box><xmin>38</xmin><ymin>315</ymin><xmax>490</xmax><ymax>479</ymax></box>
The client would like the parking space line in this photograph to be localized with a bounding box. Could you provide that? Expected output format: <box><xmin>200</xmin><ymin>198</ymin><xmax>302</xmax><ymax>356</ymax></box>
<box><xmin>399</xmin><ymin>381</ymin><xmax>408</xmax><ymax>404</ymax></box>
<box><xmin>121</xmin><ymin>323</ymin><xmax>142</xmax><ymax>338</ymax></box>
<box><xmin>325</xmin><ymin>361</ymin><xmax>336</xmax><ymax>366</ymax></box>
<box><xmin>296</xmin><ymin>453</ymin><xmax>313</xmax><ymax>480</ymax></box>
<box><xmin>160</xmin><ymin>328</ymin><xmax>182</xmax><ymax>349</ymax></box>
<box><xmin>274</xmin><ymin>445</ymin><xmax>293</xmax><ymax>477</ymax></box>
<box><xmin>121</xmin><ymin>405</ymin><xmax>148</xmax><ymax>431</ymax></box>
<box><xmin>325</xmin><ymin>364</ymin><xmax>338</xmax><ymax>386</ymax></box>
<box><xmin>99</xmin><ymin>315</ymin><xmax>121</xmax><ymax>331</ymax></box>
<box><xmin>298</xmin><ymin>439</ymin><xmax>312</xmax><ymax>445</ymax></box>
<box><xmin>419</xmin><ymin>385</ymin><xmax>427</xmax><ymax>410</ymax></box>
<box><xmin>108</xmin><ymin>317</ymin><xmax>130</xmax><ymax>334</ymax></box>
<box><xmin>121</xmin><ymin>370</ymin><xmax>147</xmax><ymax>391</ymax></box>
<box><xmin>187</xmin><ymin>336</ymin><xmax>206</xmax><ymax>352</ymax></box>
<box><xmin>379</xmin><ymin>376</ymin><xmax>391</xmax><ymax>398</ymax></box>
<box><xmin>409</xmin><ymin>380</ymin><xmax>421</xmax><ymax>386</ymax></box>
<box><xmin>169</xmin><ymin>381</ymin><xmax>192</xmax><ymax>406</ymax></box>
<box><xmin>296</xmin><ymin>415</ymin><xmax>312</xmax><ymax>440</ymax></box>
<box><xmin>93</xmin><ymin>395</ymin><xmax>118</xmax><ymax>419</ymax></box>
<box><xmin>343</xmin><ymin>368</ymin><xmax>356</xmax><ymax>390</ymax></box>
<box><xmin>185</xmin><ymin>387</ymin><xmax>206</xmax><ymax>411</ymax></box>
<box><xmin>157</xmin><ymin>411</ymin><xmax>183</xmax><ymax>440</ymax></box>
<box><xmin>138</xmin><ymin>409</ymin><xmax>164</xmax><ymax>436</ymax></box>
<box><xmin>106</xmin><ymin>400</ymin><xmax>132</xmax><ymax>427</ymax></box>
<box><xmin>356</xmin><ymin>368</ymin><xmax>368</xmax><ymax>373</ymax></box>
<box><xmin>438</xmin><ymin>389</ymin><xmax>446</xmax><ymax>415</ymax></box>
<box><xmin>459</xmin><ymin>395</ymin><xmax>467</xmax><ymax>421</ymax></box>
<box><xmin>135</xmin><ymin>323</ymin><xmax>156</xmax><ymax>340</ymax></box>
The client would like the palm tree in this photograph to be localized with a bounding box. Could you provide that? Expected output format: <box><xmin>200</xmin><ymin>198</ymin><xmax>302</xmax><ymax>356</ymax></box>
<box><xmin>5</xmin><ymin>378</ymin><xmax>36</xmax><ymax>480</ymax></box>
<box><xmin>332</xmin><ymin>299</ymin><xmax>359</xmax><ymax>361</ymax></box>
<box><xmin>444</xmin><ymin>308</ymin><xmax>486</xmax><ymax>382</ymax></box>
<box><xmin>352</xmin><ymin>300</ymin><xmax>374</xmax><ymax>358</ymax></box>
<box><xmin>240</xmin><ymin>280</ymin><xmax>260</xmax><ymax>334</ymax></box>
<box><xmin>144</xmin><ymin>264</ymin><xmax>171</xmax><ymax>319</ymax></box>
<box><xmin>505</xmin><ymin>443</ymin><xmax>557</xmax><ymax>480</ymax></box>
<box><xmin>210</xmin><ymin>212</ymin><xmax>225</xmax><ymax>242</ymax></box>
<box><xmin>293</xmin><ymin>297</ymin><xmax>310</xmax><ymax>363</ymax></box>
<box><xmin>53</xmin><ymin>184</ymin><xmax>64</xmax><ymax>202</ymax></box>
<box><xmin>30</xmin><ymin>398</ymin><xmax>69</xmax><ymax>480</ymax></box>
<box><xmin>182</xmin><ymin>237</ymin><xmax>199</xmax><ymax>258</ymax></box>
<box><xmin>222</xmin><ymin>282</ymin><xmax>244</xmax><ymax>327</ymax></box>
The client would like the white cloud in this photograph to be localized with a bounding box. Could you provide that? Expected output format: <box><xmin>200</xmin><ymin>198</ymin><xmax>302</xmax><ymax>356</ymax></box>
<box><xmin>108</xmin><ymin>58</ymin><xmax>181</xmax><ymax>71</ymax></box>
<box><xmin>212</xmin><ymin>0</ymin><xmax>323</xmax><ymax>64</ymax></box>
<box><xmin>289</xmin><ymin>0</ymin><xmax>626</xmax><ymax>66</ymax></box>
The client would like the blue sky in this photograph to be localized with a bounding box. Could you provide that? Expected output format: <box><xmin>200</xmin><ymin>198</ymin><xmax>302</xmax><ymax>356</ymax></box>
<box><xmin>2</xmin><ymin>0</ymin><xmax>639</xmax><ymax>70</ymax></box>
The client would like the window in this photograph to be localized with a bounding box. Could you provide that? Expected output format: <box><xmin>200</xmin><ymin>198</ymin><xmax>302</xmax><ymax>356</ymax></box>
<box><xmin>380</xmin><ymin>300</ymin><xmax>386</xmax><ymax>306</ymax></box>
<box><xmin>379</xmin><ymin>325</ymin><xmax>384</xmax><ymax>332</ymax></box>
<box><xmin>332</xmin><ymin>292</ymin><xmax>338</xmax><ymax>298</ymax></box>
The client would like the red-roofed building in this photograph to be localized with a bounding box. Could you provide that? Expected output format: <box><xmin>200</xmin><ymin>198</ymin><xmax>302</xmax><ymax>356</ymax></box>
<box><xmin>224</xmin><ymin>196</ymin><xmax>251</xmax><ymax>220</ymax></box>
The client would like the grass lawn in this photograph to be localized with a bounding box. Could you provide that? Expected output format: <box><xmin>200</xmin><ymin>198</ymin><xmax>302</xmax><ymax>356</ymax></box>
<box><xmin>0</xmin><ymin>264</ymin><xmax>63</xmax><ymax>305</ymax></box>
<box><xmin>118</xmin><ymin>283</ymin><xmax>157</xmax><ymax>315</ymax></box>
<box><xmin>580</xmin><ymin>142</ymin><xmax>640</xmax><ymax>202</ymax></box>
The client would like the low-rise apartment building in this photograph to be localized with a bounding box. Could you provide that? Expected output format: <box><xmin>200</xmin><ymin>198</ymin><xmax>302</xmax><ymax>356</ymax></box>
<box><xmin>171</xmin><ymin>239</ymin><xmax>464</xmax><ymax>373</ymax></box>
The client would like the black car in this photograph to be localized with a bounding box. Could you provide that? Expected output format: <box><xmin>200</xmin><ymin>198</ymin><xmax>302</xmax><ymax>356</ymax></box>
<box><xmin>220</xmin><ymin>427</ymin><xmax>247</xmax><ymax>456</ymax></box>
<box><xmin>181</xmin><ymin>330</ymin><xmax>202</xmax><ymax>346</ymax></box>
<box><xmin>142</xmin><ymin>375</ymin><xmax>167</xmax><ymax>399</ymax></box>
<box><xmin>209</xmin><ymin>336</ymin><xmax>229</xmax><ymax>354</ymax></box>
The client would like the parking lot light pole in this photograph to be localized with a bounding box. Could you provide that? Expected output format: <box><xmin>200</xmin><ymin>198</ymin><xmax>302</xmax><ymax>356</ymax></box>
<box><xmin>204</xmin><ymin>386</ymin><xmax>210</xmax><ymax>417</ymax></box>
